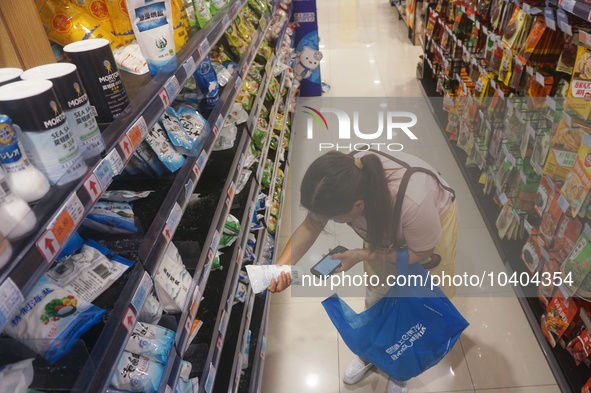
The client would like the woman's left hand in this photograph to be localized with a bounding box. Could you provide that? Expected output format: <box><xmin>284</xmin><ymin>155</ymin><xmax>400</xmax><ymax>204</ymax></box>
<box><xmin>333</xmin><ymin>249</ymin><xmax>368</xmax><ymax>273</ymax></box>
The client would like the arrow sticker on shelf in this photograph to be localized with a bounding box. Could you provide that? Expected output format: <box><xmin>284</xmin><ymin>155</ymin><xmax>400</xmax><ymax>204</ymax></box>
<box><xmin>158</xmin><ymin>88</ymin><xmax>170</xmax><ymax>108</ymax></box>
<box><xmin>122</xmin><ymin>307</ymin><xmax>136</xmax><ymax>334</ymax></box>
<box><xmin>183</xmin><ymin>56</ymin><xmax>197</xmax><ymax>77</ymax></box>
<box><xmin>36</xmin><ymin>230</ymin><xmax>59</xmax><ymax>263</ymax></box>
<box><xmin>118</xmin><ymin>135</ymin><xmax>133</xmax><ymax>161</ymax></box>
<box><xmin>162</xmin><ymin>224</ymin><xmax>172</xmax><ymax>243</ymax></box>
<box><xmin>84</xmin><ymin>173</ymin><xmax>103</xmax><ymax>203</ymax></box>
<box><xmin>0</xmin><ymin>278</ymin><xmax>24</xmax><ymax>331</ymax></box>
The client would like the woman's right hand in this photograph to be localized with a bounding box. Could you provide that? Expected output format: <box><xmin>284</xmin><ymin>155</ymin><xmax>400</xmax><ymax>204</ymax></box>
<box><xmin>267</xmin><ymin>271</ymin><xmax>292</xmax><ymax>293</ymax></box>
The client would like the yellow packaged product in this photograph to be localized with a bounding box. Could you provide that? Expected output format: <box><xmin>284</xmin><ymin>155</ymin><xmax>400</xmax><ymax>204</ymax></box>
<box><xmin>566</xmin><ymin>46</ymin><xmax>591</xmax><ymax>121</ymax></box>
<box><xmin>37</xmin><ymin>0</ymin><xmax>121</xmax><ymax>49</ymax></box>
<box><xmin>171</xmin><ymin>0</ymin><xmax>189</xmax><ymax>51</ymax></box>
<box><xmin>104</xmin><ymin>0</ymin><xmax>135</xmax><ymax>44</ymax></box>
<box><xmin>543</xmin><ymin>120</ymin><xmax>583</xmax><ymax>181</ymax></box>
<box><xmin>69</xmin><ymin>0</ymin><xmax>114</xmax><ymax>34</ymax></box>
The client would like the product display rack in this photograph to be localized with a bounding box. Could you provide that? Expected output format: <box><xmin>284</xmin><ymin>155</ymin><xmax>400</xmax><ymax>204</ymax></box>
<box><xmin>416</xmin><ymin>0</ymin><xmax>591</xmax><ymax>389</ymax></box>
<box><xmin>0</xmin><ymin>0</ymin><xmax>298</xmax><ymax>392</ymax></box>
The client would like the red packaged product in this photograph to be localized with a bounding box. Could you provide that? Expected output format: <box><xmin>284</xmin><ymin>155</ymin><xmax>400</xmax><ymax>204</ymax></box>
<box><xmin>541</xmin><ymin>287</ymin><xmax>580</xmax><ymax>347</ymax></box>
<box><xmin>534</xmin><ymin>176</ymin><xmax>556</xmax><ymax>217</ymax></box>
<box><xmin>521</xmin><ymin>228</ymin><xmax>547</xmax><ymax>273</ymax></box>
<box><xmin>566</xmin><ymin>328</ymin><xmax>591</xmax><ymax>365</ymax></box>
<box><xmin>583</xmin><ymin>376</ymin><xmax>591</xmax><ymax>392</ymax></box>
<box><xmin>552</xmin><ymin>215</ymin><xmax>583</xmax><ymax>265</ymax></box>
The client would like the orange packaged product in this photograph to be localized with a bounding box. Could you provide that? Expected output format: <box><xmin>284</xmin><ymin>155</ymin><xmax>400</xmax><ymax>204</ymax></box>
<box><xmin>566</xmin><ymin>45</ymin><xmax>591</xmax><ymax>121</ymax></box>
<box><xmin>538</xmin><ymin>257</ymin><xmax>560</xmax><ymax>306</ymax></box>
<box><xmin>69</xmin><ymin>0</ymin><xmax>114</xmax><ymax>33</ymax></box>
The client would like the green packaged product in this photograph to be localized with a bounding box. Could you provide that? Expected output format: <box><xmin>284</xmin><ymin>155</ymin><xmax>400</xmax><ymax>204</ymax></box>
<box><xmin>220</xmin><ymin>215</ymin><xmax>241</xmax><ymax>248</ymax></box>
<box><xmin>192</xmin><ymin>0</ymin><xmax>212</xmax><ymax>28</ymax></box>
<box><xmin>269</xmin><ymin>133</ymin><xmax>279</xmax><ymax>151</ymax></box>
<box><xmin>242</xmin><ymin>6</ymin><xmax>259</xmax><ymax>31</ymax></box>
<box><xmin>267</xmin><ymin>216</ymin><xmax>277</xmax><ymax>234</ymax></box>
<box><xmin>274</xmin><ymin>112</ymin><xmax>284</xmax><ymax>131</ymax></box>
<box><xmin>235</xmin><ymin>13</ymin><xmax>255</xmax><ymax>42</ymax></box>
<box><xmin>225</xmin><ymin>24</ymin><xmax>248</xmax><ymax>56</ymax></box>
<box><xmin>210</xmin><ymin>0</ymin><xmax>226</xmax><ymax>16</ymax></box>
<box><xmin>266</xmin><ymin>77</ymin><xmax>280</xmax><ymax>101</ymax></box>
<box><xmin>248</xmin><ymin>0</ymin><xmax>268</xmax><ymax>16</ymax></box>
<box><xmin>270</xmin><ymin>200</ymin><xmax>279</xmax><ymax>217</ymax></box>
<box><xmin>260</xmin><ymin>104</ymin><xmax>270</xmax><ymax>120</ymax></box>
<box><xmin>253</xmin><ymin>127</ymin><xmax>268</xmax><ymax>150</ymax></box>
<box><xmin>256</xmin><ymin>42</ymin><xmax>273</xmax><ymax>63</ymax></box>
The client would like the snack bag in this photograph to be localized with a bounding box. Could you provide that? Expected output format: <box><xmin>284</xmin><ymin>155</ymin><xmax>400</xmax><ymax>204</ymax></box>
<box><xmin>37</xmin><ymin>0</ymin><xmax>122</xmax><ymax>49</ymax></box>
<box><xmin>193</xmin><ymin>0</ymin><xmax>212</xmax><ymax>28</ymax></box>
<box><xmin>521</xmin><ymin>228</ymin><xmax>547</xmax><ymax>273</ymax></box>
<box><xmin>543</xmin><ymin>119</ymin><xmax>581</xmax><ymax>181</ymax></box>
<box><xmin>566</xmin><ymin>45</ymin><xmax>591</xmax><ymax>121</ymax></box>
<box><xmin>3</xmin><ymin>277</ymin><xmax>105</xmax><ymax>364</ymax></box>
<box><xmin>562</xmin><ymin>224</ymin><xmax>591</xmax><ymax>296</ymax></box>
<box><xmin>70</xmin><ymin>0</ymin><xmax>114</xmax><ymax>33</ymax></box>
<box><xmin>534</xmin><ymin>176</ymin><xmax>556</xmax><ymax>217</ymax></box>
<box><xmin>552</xmin><ymin>215</ymin><xmax>583</xmax><ymax>264</ymax></box>
<box><xmin>105</xmin><ymin>0</ymin><xmax>135</xmax><ymax>44</ymax></box>
<box><xmin>171</xmin><ymin>0</ymin><xmax>189</xmax><ymax>51</ymax></box>
<box><xmin>125</xmin><ymin>322</ymin><xmax>175</xmax><ymax>363</ymax></box>
<box><xmin>541</xmin><ymin>287</ymin><xmax>579</xmax><ymax>347</ymax></box>
<box><xmin>561</xmin><ymin>133</ymin><xmax>591</xmax><ymax>217</ymax></box>
<box><xmin>540</xmin><ymin>192</ymin><xmax>567</xmax><ymax>245</ymax></box>
<box><xmin>145</xmin><ymin>122</ymin><xmax>186</xmax><ymax>173</ymax></box>
<box><xmin>566</xmin><ymin>327</ymin><xmax>591</xmax><ymax>365</ymax></box>
<box><xmin>110</xmin><ymin>351</ymin><xmax>164</xmax><ymax>393</ymax></box>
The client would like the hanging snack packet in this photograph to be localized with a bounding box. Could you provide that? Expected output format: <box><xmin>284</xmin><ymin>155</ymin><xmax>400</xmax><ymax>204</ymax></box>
<box><xmin>521</xmin><ymin>227</ymin><xmax>547</xmax><ymax>273</ymax></box>
<box><xmin>154</xmin><ymin>242</ymin><xmax>192</xmax><ymax>312</ymax></box>
<box><xmin>47</xmin><ymin>240</ymin><xmax>133</xmax><ymax>302</ymax></box>
<box><xmin>193</xmin><ymin>56</ymin><xmax>220</xmax><ymax>113</ymax></box>
<box><xmin>561</xmin><ymin>133</ymin><xmax>591</xmax><ymax>217</ymax></box>
<box><xmin>562</xmin><ymin>224</ymin><xmax>591</xmax><ymax>296</ymax></box>
<box><xmin>3</xmin><ymin>276</ymin><xmax>105</xmax><ymax>364</ymax></box>
<box><xmin>176</xmin><ymin>106</ymin><xmax>211</xmax><ymax>152</ymax></box>
<box><xmin>541</xmin><ymin>287</ymin><xmax>580</xmax><ymax>347</ymax></box>
<box><xmin>37</xmin><ymin>0</ymin><xmax>121</xmax><ymax>49</ymax></box>
<box><xmin>212</xmin><ymin>62</ymin><xmax>232</xmax><ymax>86</ymax></box>
<box><xmin>566</xmin><ymin>326</ymin><xmax>591</xmax><ymax>365</ymax></box>
<box><xmin>83</xmin><ymin>201</ymin><xmax>139</xmax><ymax>234</ymax></box>
<box><xmin>125</xmin><ymin>322</ymin><xmax>175</xmax><ymax>363</ymax></box>
<box><xmin>538</xmin><ymin>258</ymin><xmax>561</xmax><ymax>306</ymax></box>
<box><xmin>534</xmin><ymin>176</ymin><xmax>555</xmax><ymax>218</ymax></box>
<box><xmin>193</xmin><ymin>0</ymin><xmax>212</xmax><ymax>28</ymax></box>
<box><xmin>145</xmin><ymin>122</ymin><xmax>186</xmax><ymax>172</ymax></box>
<box><xmin>553</xmin><ymin>215</ymin><xmax>583</xmax><ymax>264</ymax></box>
<box><xmin>540</xmin><ymin>192</ymin><xmax>567</xmax><ymax>244</ymax></box>
<box><xmin>71</xmin><ymin>0</ymin><xmax>114</xmax><ymax>33</ymax></box>
<box><xmin>176</xmin><ymin>377</ymin><xmax>199</xmax><ymax>393</ymax></box>
<box><xmin>160</xmin><ymin>107</ymin><xmax>193</xmax><ymax>153</ymax></box>
<box><xmin>104</xmin><ymin>0</ymin><xmax>135</xmax><ymax>44</ymax></box>
<box><xmin>171</xmin><ymin>0</ymin><xmax>189</xmax><ymax>51</ymax></box>
<box><xmin>567</xmin><ymin>45</ymin><xmax>591</xmax><ymax>121</ymax></box>
<box><xmin>110</xmin><ymin>351</ymin><xmax>164</xmax><ymax>393</ymax></box>
<box><xmin>544</xmin><ymin>119</ymin><xmax>582</xmax><ymax>181</ymax></box>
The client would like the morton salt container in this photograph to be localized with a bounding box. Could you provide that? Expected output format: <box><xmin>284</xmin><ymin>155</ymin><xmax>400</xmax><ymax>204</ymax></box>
<box><xmin>21</xmin><ymin>63</ymin><xmax>106</xmax><ymax>160</ymax></box>
<box><xmin>64</xmin><ymin>39</ymin><xmax>130</xmax><ymax>124</ymax></box>
<box><xmin>0</xmin><ymin>80</ymin><xmax>87</xmax><ymax>185</ymax></box>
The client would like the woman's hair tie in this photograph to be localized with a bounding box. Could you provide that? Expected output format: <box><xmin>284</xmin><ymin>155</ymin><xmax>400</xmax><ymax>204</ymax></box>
<box><xmin>354</xmin><ymin>156</ymin><xmax>363</xmax><ymax>169</ymax></box>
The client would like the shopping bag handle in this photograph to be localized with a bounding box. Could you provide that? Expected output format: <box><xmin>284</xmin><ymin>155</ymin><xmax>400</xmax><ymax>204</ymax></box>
<box><xmin>396</xmin><ymin>248</ymin><xmax>410</xmax><ymax>277</ymax></box>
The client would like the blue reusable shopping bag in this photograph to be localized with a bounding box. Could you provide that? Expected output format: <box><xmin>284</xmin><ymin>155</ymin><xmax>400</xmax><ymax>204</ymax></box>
<box><xmin>321</xmin><ymin>248</ymin><xmax>469</xmax><ymax>381</ymax></box>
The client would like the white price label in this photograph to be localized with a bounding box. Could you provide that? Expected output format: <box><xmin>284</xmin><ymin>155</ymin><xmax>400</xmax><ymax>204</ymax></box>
<box><xmin>106</xmin><ymin>149</ymin><xmax>124</xmax><ymax>175</ymax></box>
<box><xmin>546</xmin><ymin>96</ymin><xmax>556</xmax><ymax>110</ymax></box>
<box><xmin>131</xmin><ymin>271</ymin><xmax>152</xmax><ymax>312</ymax></box>
<box><xmin>540</xmin><ymin>247</ymin><xmax>550</xmax><ymax>261</ymax></box>
<box><xmin>164</xmin><ymin>76</ymin><xmax>181</xmax><ymax>102</ymax></box>
<box><xmin>166</xmin><ymin>202</ymin><xmax>183</xmax><ymax>234</ymax></box>
<box><xmin>562</xmin><ymin>111</ymin><xmax>573</xmax><ymax>127</ymax></box>
<box><xmin>528</xmin><ymin>124</ymin><xmax>536</xmax><ymax>138</ymax></box>
<box><xmin>520</xmin><ymin>170</ymin><xmax>527</xmax><ymax>184</ymax></box>
<box><xmin>219</xmin><ymin>309</ymin><xmax>229</xmax><ymax>336</ymax></box>
<box><xmin>536</xmin><ymin>72</ymin><xmax>546</xmax><ymax>86</ymax></box>
<box><xmin>546</xmin><ymin>18</ymin><xmax>556</xmax><ymax>30</ymax></box>
<box><xmin>560</xmin><ymin>21</ymin><xmax>573</xmax><ymax>36</ymax></box>
<box><xmin>211</xmin><ymin>229</ymin><xmax>220</xmax><ymax>251</ymax></box>
<box><xmin>198</xmin><ymin>39</ymin><xmax>211</xmax><ymax>58</ymax></box>
<box><xmin>94</xmin><ymin>158</ymin><xmax>114</xmax><ymax>189</ymax></box>
<box><xmin>581</xmin><ymin>31</ymin><xmax>591</xmax><ymax>47</ymax></box>
<box><xmin>524</xmin><ymin>219</ymin><xmax>533</xmax><ymax>235</ymax></box>
<box><xmin>222</xmin><ymin>14</ymin><xmax>230</xmax><ymax>29</ymax></box>
<box><xmin>0</xmin><ymin>278</ymin><xmax>24</xmax><ymax>331</ymax></box>
<box><xmin>558</xmin><ymin>194</ymin><xmax>570</xmax><ymax>213</ymax></box>
<box><xmin>499</xmin><ymin>193</ymin><xmax>509</xmax><ymax>205</ymax></box>
<box><xmin>205</xmin><ymin>364</ymin><xmax>216</xmax><ymax>393</ymax></box>
<box><xmin>184</xmin><ymin>57</ymin><xmax>197</xmax><ymax>77</ymax></box>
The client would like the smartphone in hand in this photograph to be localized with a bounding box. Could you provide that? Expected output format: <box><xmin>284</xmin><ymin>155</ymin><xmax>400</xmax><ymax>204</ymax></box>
<box><xmin>310</xmin><ymin>246</ymin><xmax>348</xmax><ymax>277</ymax></box>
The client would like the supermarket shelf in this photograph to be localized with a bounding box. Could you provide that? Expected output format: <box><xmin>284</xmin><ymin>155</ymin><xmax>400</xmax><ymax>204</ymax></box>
<box><xmin>227</xmin><ymin>288</ymin><xmax>256</xmax><ymax>393</ymax></box>
<box><xmin>200</xmin><ymin>179</ymin><xmax>259</xmax><ymax>393</ymax></box>
<box><xmin>248</xmin><ymin>293</ymin><xmax>272</xmax><ymax>393</ymax></box>
<box><xmin>140</xmin><ymin>2</ymin><xmax>277</xmax><ymax>276</ymax></box>
<box><xmin>418</xmin><ymin>77</ymin><xmax>577</xmax><ymax>393</ymax></box>
<box><xmin>0</xmin><ymin>0</ymin><xmax>250</xmax><ymax>320</ymax></box>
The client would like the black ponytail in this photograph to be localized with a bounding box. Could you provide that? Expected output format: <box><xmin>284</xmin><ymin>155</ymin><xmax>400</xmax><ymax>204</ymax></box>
<box><xmin>300</xmin><ymin>151</ymin><xmax>392</xmax><ymax>247</ymax></box>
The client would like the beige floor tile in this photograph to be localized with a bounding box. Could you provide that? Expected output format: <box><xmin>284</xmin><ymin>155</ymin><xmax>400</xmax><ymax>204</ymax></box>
<box><xmin>475</xmin><ymin>387</ymin><xmax>560</xmax><ymax>393</ymax></box>
<box><xmin>454</xmin><ymin>297</ymin><xmax>557</xmax><ymax>389</ymax></box>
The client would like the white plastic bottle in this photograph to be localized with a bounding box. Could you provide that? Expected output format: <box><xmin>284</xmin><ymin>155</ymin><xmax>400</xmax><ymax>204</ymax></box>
<box><xmin>0</xmin><ymin>169</ymin><xmax>37</xmax><ymax>239</ymax></box>
<box><xmin>0</xmin><ymin>115</ymin><xmax>50</xmax><ymax>202</ymax></box>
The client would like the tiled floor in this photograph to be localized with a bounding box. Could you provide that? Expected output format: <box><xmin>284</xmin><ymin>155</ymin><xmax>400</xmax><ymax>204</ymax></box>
<box><xmin>260</xmin><ymin>0</ymin><xmax>561</xmax><ymax>392</ymax></box>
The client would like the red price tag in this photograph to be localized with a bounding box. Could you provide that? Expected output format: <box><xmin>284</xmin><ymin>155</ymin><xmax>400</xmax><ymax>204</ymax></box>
<box><xmin>158</xmin><ymin>88</ymin><xmax>170</xmax><ymax>107</ymax></box>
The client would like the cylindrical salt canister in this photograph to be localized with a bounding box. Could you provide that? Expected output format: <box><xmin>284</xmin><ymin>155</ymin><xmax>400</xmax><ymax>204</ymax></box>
<box><xmin>0</xmin><ymin>68</ymin><xmax>23</xmax><ymax>87</ymax></box>
<box><xmin>21</xmin><ymin>63</ymin><xmax>106</xmax><ymax>160</ymax></box>
<box><xmin>0</xmin><ymin>80</ymin><xmax>87</xmax><ymax>185</ymax></box>
<box><xmin>63</xmin><ymin>39</ymin><xmax>130</xmax><ymax>124</ymax></box>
